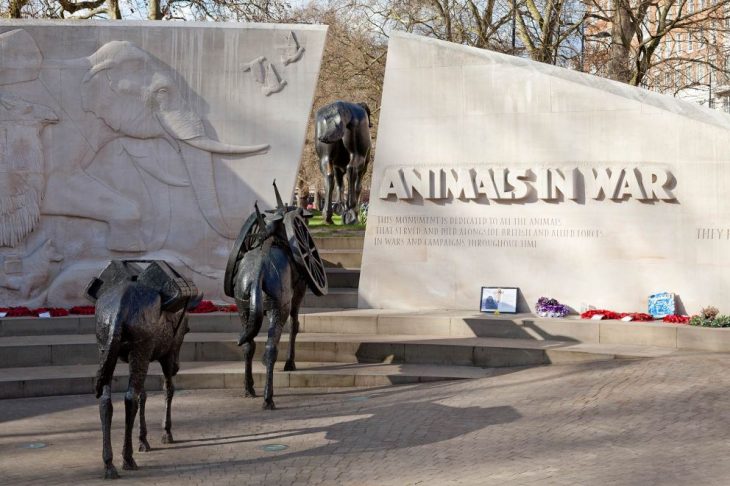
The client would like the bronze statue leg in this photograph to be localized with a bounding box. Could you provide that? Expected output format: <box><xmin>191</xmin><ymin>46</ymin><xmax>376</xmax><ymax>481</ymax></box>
<box><xmin>122</xmin><ymin>352</ymin><xmax>150</xmax><ymax>471</ymax></box>
<box><xmin>137</xmin><ymin>390</ymin><xmax>151</xmax><ymax>452</ymax></box>
<box><xmin>321</xmin><ymin>157</ymin><xmax>335</xmax><ymax>224</ymax></box>
<box><xmin>263</xmin><ymin>307</ymin><xmax>288</xmax><ymax>410</ymax></box>
<box><xmin>99</xmin><ymin>384</ymin><xmax>119</xmax><ymax>479</ymax></box>
<box><xmin>284</xmin><ymin>284</ymin><xmax>306</xmax><ymax>372</ymax></box>
<box><xmin>161</xmin><ymin>374</ymin><xmax>175</xmax><ymax>444</ymax></box>
<box><xmin>236</xmin><ymin>299</ymin><xmax>259</xmax><ymax>398</ymax></box>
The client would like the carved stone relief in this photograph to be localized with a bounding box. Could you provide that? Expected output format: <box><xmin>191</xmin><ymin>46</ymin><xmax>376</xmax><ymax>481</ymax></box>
<box><xmin>0</xmin><ymin>23</ymin><xmax>326</xmax><ymax>307</ymax></box>
<box><xmin>243</xmin><ymin>31</ymin><xmax>305</xmax><ymax>97</ymax></box>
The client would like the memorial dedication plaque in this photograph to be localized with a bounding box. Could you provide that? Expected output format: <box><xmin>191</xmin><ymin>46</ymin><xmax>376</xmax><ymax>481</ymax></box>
<box><xmin>359</xmin><ymin>32</ymin><xmax>730</xmax><ymax>313</ymax></box>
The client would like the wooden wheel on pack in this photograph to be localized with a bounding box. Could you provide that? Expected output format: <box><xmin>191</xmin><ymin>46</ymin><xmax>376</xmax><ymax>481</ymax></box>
<box><xmin>223</xmin><ymin>213</ymin><xmax>264</xmax><ymax>298</ymax></box>
<box><xmin>284</xmin><ymin>211</ymin><xmax>328</xmax><ymax>296</ymax></box>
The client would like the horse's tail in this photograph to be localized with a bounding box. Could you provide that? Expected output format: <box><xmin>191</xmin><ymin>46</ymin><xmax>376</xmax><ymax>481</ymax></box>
<box><xmin>94</xmin><ymin>295</ymin><xmax>124</xmax><ymax>398</ymax></box>
<box><xmin>316</xmin><ymin>102</ymin><xmax>346</xmax><ymax>144</ymax></box>
<box><xmin>237</xmin><ymin>261</ymin><xmax>265</xmax><ymax>345</ymax></box>
<box><xmin>249</xmin><ymin>267</ymin><xmax>264</xmax><ymax>333</ymax></box>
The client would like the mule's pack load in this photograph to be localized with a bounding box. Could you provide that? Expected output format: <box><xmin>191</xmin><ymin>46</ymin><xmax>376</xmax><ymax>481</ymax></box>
<box><xmin>86</xmin><ymin>260</ymin><xmax>199</xmax><ymax>312</ymax></box>
<box><xmin>224</xmin><ymin>180</ymin><xmax>328</xmax><ymax>298</ymax></box>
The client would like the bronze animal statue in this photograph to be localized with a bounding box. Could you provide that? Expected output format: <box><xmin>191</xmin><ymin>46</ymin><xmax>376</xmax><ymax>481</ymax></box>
<box><xmin>224</xmin><ymin>181</ymin><xmax>327</xmax><ymax>409</ymax></box>
<box><xmin>87</xmin><ymin>260</ymin><xmax>200</xmax><ymax>479</ymax></box>
<box><xmin>315</xmin><ymin>100</ymin><xmax>372</xmax><ymax>225</ymax></box>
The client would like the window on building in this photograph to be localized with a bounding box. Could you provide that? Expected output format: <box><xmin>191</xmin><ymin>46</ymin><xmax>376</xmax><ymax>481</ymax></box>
<box><xmin>688</xmin><ymin>34</ymin><xmax>693</xmax><ymax>51</ymax></box>
<box><xmin>700</xmin><ymin>0</ymin><xmax>705</xmax><ymax>9</ymax></box>
<box><xmin>677</xmin><ymin>33</ymin><xmax>682</xmax><ymax>52</ymax></box>
<box><xmin>698</xmin><ymin>63</ymin><xmax>705</xmax><ymax>81</ymax></box>
<box><xmin>687</xmin><ymin>65</ymin><xmax>693</xmax><ymax>83</ymax></box>
<box><xmin>689</xmin><ymin>0</ymin><xmax>694</xmax><ymax>13</ymax></box>
<box><xmin>666</xmin><ymin>70</ymin><xmax>672</xmax><ymax>87</ymax></box>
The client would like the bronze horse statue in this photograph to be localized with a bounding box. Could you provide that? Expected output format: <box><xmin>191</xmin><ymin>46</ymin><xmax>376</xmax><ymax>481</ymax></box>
<box><xmin>88</xmin><ymin>260</ymin><xmax>200</xmax><ymax>479</ymax></box>
<box><xmin>315</xmin><ymin>101</ymin><xmax>372</xmax><ymax>225</ymax></box>
<box><xmin>224</xmin><ymin>182</ymin><xmax>327</xmax><ymax>409</ymax></box>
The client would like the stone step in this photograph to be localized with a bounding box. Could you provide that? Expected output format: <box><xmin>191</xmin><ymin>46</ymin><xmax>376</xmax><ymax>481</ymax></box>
<box><xmin>0</xmin><ymin>332</ymin><xmax>673</xmax><ymax>370</ymax></box>
<box><xmin>304</xmin><ymin>288</ymin><xmax>358</xmax><ymax>308</ymax></box>
<box><xmin>325</xmin><ymin>268</ymin><xmax>360</xmax><ymax>288</ymax></box>
<box><xmin>0</xmin><ymin>361</ymin><xmax>493</xmax><ymax>399</ymax></box>
<box><xmin>300</xmin><ymin>310</ymin><xmax>728</xmax><ymax>350</ymax></box>
<box><xmin>320</xmin><ymin>249</ymin><xmax>362</xmax><ymax>269</ymax></box>
<box><xmin>313</xmin><ymin>236</ymin><xmax>364</xmax><ymax>250</ymax></box>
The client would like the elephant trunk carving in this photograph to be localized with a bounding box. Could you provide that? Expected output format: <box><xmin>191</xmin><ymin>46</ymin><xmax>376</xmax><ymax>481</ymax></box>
<box><xmin>80</xmin><ymin>40</ymin><xmax>270</xmax><ymax>240</ymax></box>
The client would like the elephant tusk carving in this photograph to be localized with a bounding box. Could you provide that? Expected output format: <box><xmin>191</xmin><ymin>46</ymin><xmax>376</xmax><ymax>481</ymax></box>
<box><xmin>182</xmin><ymin>137</ymin><xmax>269</xmax><ymax>155</ymax></box>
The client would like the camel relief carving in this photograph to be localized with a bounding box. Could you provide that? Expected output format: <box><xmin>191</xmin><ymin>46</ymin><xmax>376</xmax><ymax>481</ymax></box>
<box><xmin>0</xmin><ymin>92</ymin><xmax>58</xmax><ymax>248</ymax></box>
<box><xmin>0</xmin><ymin>31</ymin><xmax>270</xmax><ymax>253</ymax></box>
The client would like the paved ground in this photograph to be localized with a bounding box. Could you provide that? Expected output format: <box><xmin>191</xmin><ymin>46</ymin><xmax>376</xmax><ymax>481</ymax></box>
<box><xmin>1</xmin><ymin>352</ymin><xmax>730</xmax><ymax>486</ymax></box>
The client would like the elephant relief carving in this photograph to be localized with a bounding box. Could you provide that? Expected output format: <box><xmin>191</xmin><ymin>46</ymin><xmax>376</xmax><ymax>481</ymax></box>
<box><xmin>0</xmin><ymin>31</ymin><xmax>270</xmax><ymax>253</ymax></box>
<box><xmin>76</xmin><ymin>41</ymin><xmax>270</xmax><ymax>249</ymax></box>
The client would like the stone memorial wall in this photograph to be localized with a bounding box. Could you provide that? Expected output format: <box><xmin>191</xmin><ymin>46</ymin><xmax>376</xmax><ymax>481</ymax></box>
<box><xmin>0</xmin><ymin>21</ymin><xmax>326</xmax><ymax>307</ymax></box>
<box><xmin>359</xmin><ymin>32</ymin><xmax>730</xmax><ymax>313</ymax></box>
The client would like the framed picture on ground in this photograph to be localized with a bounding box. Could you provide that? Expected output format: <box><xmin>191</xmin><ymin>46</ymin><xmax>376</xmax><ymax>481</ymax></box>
<box><xmin>480</xmin><ymin>287</ymin><xmax>518</xmax><ymax>314</ymax></box>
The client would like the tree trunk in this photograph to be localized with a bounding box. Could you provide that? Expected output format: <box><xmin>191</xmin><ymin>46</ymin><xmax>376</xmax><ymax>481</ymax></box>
<box><xmin>148</xmin><ymin>0</ymin><xmax>162</xmax><ymax>20</ymax></box>
<box><xmin>107</xmin><ymin>0</ymin><xmax>121</xmax><ymax>19</ymax></box>
<box><xmin>607</xmin><ymin>0</ymin><xmax>634</xmax><ymax>83</ymax></box>
<box><xmin>9</xmin><ymin>0</ymin><xmax>26</xmax><ymax>18</ymax></box>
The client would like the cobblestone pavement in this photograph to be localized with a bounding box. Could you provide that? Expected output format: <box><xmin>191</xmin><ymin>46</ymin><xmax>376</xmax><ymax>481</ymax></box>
<box><xmin>2</xmin><ymin>352</ymin><xmax>730</xmax><ymax>486</ymax></box>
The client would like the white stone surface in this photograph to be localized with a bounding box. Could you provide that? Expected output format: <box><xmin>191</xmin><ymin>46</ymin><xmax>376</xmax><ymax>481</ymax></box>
<box><xmin>0</xmin><ymin>21</ymin><xmax>326</xmax><ymax>307</ymax></box>
<box><xmin>359</xmin><ymin>32</ymin><xmax>730</xmax><ymax>315</ymax></box>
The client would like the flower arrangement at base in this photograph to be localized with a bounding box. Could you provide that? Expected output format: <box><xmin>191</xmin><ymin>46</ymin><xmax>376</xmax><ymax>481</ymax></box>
<box><xmin>69</xmin><ymin>306</ymin><xmax>95</xmax><ymax>315</ymax></box>
<box><xmin>189</xmin><ymin>300</ymin><xmax>239</xmax><ymax>314</ymax></box>
<box><xmin>580</xmin><ymin>309</ymin><xmax>621</xmax><ymax>320</ymax></box>
<box><xmin>0</xmin><ymin>307</ymin><xmax>35</xmax><ymax>317</ymax></box>
<box><xmin>689</xmin><ymin>306</ymin><xmax>730</xmax><ymax>327</ymax></box>
<box><xmin>579</xmin><ymin>310</ymin><xmax>654</xmax><ymax>321</ymax></box>
<box><xmin>0</xmin><ymin>302</ymin><xmax>239</xmax><ymax>318</ymax></box>
<box><xmin>662</xmin><ymin>314</ymin><xmax>690</xmax><ymax>324</ymax></box>
<box><xmin>535</xmin><ymin>297</ymin><xmax>570</xmax><ymax>318</ymax></box>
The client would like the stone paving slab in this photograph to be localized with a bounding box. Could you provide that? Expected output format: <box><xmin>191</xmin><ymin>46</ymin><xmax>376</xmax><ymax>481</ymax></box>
<box><xmin>1</xmin><ymin>352</ymin><xmax>729</xmax><ymax>485</ymax></box>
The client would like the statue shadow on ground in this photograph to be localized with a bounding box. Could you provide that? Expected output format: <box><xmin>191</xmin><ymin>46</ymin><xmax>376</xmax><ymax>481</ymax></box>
<box><xmin>149</xmin><ymin>398</ymin><xmax>521</xmax><ymax>472</ymax></box>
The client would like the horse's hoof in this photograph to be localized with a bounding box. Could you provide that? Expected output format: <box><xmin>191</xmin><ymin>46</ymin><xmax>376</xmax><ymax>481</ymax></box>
<box><xmin>262</xmin><ymin>400</ymin><xmax>276</xmax><ymax>410</ymax></box>
<box><xmin>122</xmin><ymin>458</ymin><xmax>138</xmax><ymax>471</ymax></box>
<box><xmin>104</xmin><ymin>465</ymin><xmax>120</xmax><ymax>480</ymax></box>
<box><xmin>283</xmin><ymin>361</ymin><xmax>296</xmax><ymax>372</ymax></box>
<box><xmin>138</xmin><ymin>440</ymin><xmax>151</xmax><ymax>452</ymax></box>
<box><xmin>244</xmin><ymin>388</ymin><xmax>257</xmax><ymax>398</ymax></box>
<box><xmin>343</xmin><ymin>209</ymin><xmax>359</xmax><ymax>225</ymax></box>
<box><xmin>161</xmin><ymin>433</ymin><xmax>174</xmax><ymax>444</ymax></box>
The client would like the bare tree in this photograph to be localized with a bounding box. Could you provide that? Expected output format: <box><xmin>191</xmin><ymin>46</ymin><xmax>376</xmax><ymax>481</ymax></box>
<box><xmin>291</xmin><ymin>0</ymin><xmax>386</xmax><ymax>207</ymax></box>
<box><xmin>584</xmin><ymin>0</ymin><xmax>730</xmax><ymax>87</ymax></box>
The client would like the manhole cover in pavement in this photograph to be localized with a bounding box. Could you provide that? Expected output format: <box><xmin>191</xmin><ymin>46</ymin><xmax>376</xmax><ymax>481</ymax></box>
<box><xmin>19</xmin><ymin>442</ymin><xmax>47</xmax><ymax>449</ymax></box>
<box><xmin>260</xmin><ymin>444</ymin><xmax>288</xmax><ymax>452</ymax></box>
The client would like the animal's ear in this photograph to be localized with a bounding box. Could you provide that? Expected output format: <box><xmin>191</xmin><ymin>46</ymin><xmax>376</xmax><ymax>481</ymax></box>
<box><xmin>82</xmin><ymin>59</ymin><xmax>115</xmax><ymax>85</ymax></box>
<box><xmin>357</xmin><ymin>102</ymin><xmax>372</xmax><ymax>127</ymax></box>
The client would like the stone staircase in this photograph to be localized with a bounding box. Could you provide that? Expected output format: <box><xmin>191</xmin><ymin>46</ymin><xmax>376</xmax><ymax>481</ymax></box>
<box><xmin>301</xmin><ymin>236</ymin><xmax>361</xmax><ymax>308</ymax></box>
<box><xmin>0</xmin><ymin>235</ymin><xmax>681</xmax><ymax>400</ymax></box>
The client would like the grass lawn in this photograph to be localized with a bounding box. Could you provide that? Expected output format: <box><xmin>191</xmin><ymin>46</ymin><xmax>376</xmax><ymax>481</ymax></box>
<box><xmin>307</xmin><ymin>210</ymin><xmax>366</xmax><ymax>236</ymax></box>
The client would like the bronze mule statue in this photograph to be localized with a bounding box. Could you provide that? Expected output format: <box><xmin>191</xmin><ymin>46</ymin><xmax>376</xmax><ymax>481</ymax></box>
<box><xmin>88</xmin><ymin>260</ymin><xmax>200</xmax><ymax>479</ymax></box>
<box><xmin>315</xmin><ymin>100</ymin><xmax>372</xmax><ymax>225</ymax></box>
<box><xmin>224</xmin><ymin>181</ymin><xmax>327</xmax><ymax>409</ymax></box>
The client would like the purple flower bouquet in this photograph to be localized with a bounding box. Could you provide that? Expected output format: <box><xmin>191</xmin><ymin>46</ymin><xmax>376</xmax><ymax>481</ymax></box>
<box><xmin>535</xmin><ymin>297</ymin><xmax>570</xmax><ymax>318</ymax></box>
